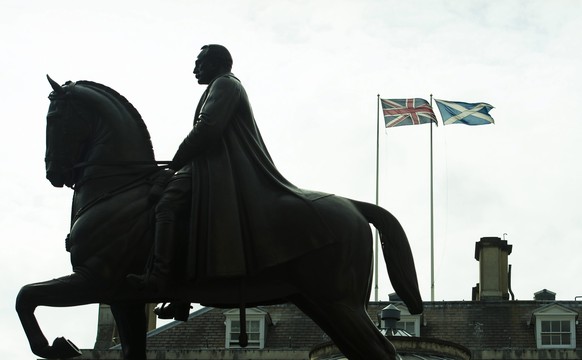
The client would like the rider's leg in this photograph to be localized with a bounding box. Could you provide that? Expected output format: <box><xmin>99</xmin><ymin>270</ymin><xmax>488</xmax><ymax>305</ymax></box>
<box><xmin>127</xmin><ymin>173</ymin><xmax>191</xmax><ymax>291</ymax></box>
<box><xmin>126</xmin><ymin>173</ymin><xmax>193</xmax><ymax>321</ymax></box>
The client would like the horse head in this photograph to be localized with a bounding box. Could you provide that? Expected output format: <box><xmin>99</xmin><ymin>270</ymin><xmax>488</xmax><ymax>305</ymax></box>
<box><xmin>45</xmin><ymin>75</ymin><xmax>90</xmax><ymax>188</ymax></box>
<box><xmin>44</xmin><ymin>75</ymin><xmax>154</xmax><ymax>188</ymax></box>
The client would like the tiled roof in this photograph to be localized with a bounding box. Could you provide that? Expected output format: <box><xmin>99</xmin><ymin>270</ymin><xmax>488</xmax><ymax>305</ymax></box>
<box><xmin>146</xmin><ymin>300</ymin><xmax>582</xmax><ymax>352</ymax></box>
<box><xmin>146</xmin><ymin>303</ymin><xmax>327</xmax><ymax>350</ymax></box>
<box><xmin>369</xmin><ymin>300</ymin><xmax>582</xmax><ymax>350</ymax></box>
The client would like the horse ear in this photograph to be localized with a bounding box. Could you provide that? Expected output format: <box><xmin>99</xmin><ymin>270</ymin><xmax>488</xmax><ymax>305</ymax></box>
<box><xmin>47</xmin><ymin>75</ymin><xmax>64</xmax><ymax>95</ymax></box>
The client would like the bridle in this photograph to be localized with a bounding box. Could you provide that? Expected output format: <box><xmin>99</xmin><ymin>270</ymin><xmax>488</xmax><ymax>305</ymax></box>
<box><xmin>47</xmin><ymin>83</ymin><xmax>172</xmax><ymax>189</ymax></box>
<box><xmin>44</xmin><ymin>76</ymin><xmax>174</xmax><ymax>219</ymax></box>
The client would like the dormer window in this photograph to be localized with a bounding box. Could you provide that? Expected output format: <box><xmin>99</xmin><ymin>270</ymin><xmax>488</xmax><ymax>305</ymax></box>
<box><xmin>224</xmin><ymin>308</ymin><xmax>271</xmax><ymax>349</ymax></box>
<box><xmin>540</xmin><ymin>319</ymin><xmax>572</xmax><ymax>347</ymax></box>
<box><xmin>532</xmin><ymin>303</ymin><xmax>578</xmax><ymax>349</ymax></box>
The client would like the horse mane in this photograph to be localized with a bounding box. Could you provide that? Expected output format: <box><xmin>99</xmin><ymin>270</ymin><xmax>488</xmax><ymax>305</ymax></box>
<box><xmin>75</xmin><ymin>80</ymin><xmax>155</xmax><ymax>159</ymax></box>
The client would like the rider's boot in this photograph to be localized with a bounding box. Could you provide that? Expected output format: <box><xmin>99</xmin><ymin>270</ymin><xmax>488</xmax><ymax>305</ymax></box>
<box><xmin>127</xmin><ymin>221</ymin><xmax>175</xmax><ymax>293</ymax></box>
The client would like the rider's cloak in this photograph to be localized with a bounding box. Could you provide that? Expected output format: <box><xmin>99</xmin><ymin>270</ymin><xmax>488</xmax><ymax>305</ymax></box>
<box><xmin>175</xmin><ymin>73</ymin><xmax>334</xmax><ymax>278</ymax></box>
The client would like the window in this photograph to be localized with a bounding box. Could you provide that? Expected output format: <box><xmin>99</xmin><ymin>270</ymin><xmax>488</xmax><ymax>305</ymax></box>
<box><xmin>228</xmin><ymin>319</ymin><xmax>262</xmax><ymax>348</ymax></box>
<box><xmin>224</xmin><ymin>308</ymin><xmax>271</xmax><ymax>349</ymax></box>
<box><xmin>540</xmin><ymin>320</ymin><xmax>571</xmax><ymax>346</ymax></box>
<box><xmin>532</xmin><ymin>304</ymin><xmax>577</xmax><ymax>349</ymax></box>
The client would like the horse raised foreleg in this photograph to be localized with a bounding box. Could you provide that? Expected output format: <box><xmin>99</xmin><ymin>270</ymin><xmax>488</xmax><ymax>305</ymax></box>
<box><xmin>15</xmin><ymin>273</ymin><xmax>96</xmax><ymax>359</ymax></box>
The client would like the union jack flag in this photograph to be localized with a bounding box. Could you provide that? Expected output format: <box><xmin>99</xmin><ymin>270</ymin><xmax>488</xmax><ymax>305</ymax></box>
<box><xmin>381</xmin><ymin>98</ymin><xmax>438</xmax><ymax>128</ymax></box>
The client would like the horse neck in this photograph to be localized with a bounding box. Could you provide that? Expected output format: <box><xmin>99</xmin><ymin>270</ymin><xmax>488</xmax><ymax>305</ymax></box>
<box><xmin>72</xmin><ymin>115</ymin><xmax>155</xmax><ymax>213</ymax></box>
<box><xmin>89</xmin><ymin>116</ymin><xmax>153</xmax><ymax>161</ymax></box>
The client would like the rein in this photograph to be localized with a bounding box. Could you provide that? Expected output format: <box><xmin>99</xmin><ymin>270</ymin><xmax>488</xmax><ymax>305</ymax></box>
<box><xmin>72</xmin><ymin>171</ymin><xmax>154</xmax><ymax>223</ymax></box>
<box><xmin>71</xmin><ymin>160</ymin><xmax>172</xmax><ymax>190</ymax></box>
<box><xmin>73</xmin><ymin>160</ymin><xmax>172</xmax><ymax>169</ymax></box>
<box><xmin>70</xmin><ymin>160</ymin><xmax>171</xmax><ymax>222</ymax></box>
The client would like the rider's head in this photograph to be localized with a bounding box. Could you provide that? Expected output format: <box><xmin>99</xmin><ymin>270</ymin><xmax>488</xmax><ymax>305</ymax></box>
<box><xmin>193</xmin><ymin>45</ymin><xmax>233</xmax><ymax>85</ymax></box>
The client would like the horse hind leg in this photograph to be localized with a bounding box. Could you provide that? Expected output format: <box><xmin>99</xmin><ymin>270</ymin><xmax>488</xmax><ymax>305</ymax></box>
<box><xmin>110</xmin><ymin>302</ymin><xmax>148</xmax><ymax>360</ymax></box>
<box><xmin>294</xmin><ymin>296</ymin><xmax>397</xmax><ymax>360</ymax></box>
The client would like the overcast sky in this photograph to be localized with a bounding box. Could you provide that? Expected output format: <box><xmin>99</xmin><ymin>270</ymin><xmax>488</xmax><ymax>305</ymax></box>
<box><xmin>2</xmin><ymin>1</ymin><xmax>582</xmax><ymax>359</ymax></box>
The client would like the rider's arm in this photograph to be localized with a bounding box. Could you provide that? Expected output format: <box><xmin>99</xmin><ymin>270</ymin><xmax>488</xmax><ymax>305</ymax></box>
<box><xmin>170</xmin><ymin>75</ymin><xmax>241</xmax><ymax>170</ymax></box>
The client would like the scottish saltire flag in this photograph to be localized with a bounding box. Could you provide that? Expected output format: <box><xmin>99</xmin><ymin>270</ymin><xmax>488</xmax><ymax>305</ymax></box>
<box><xmin>434</xmin><ymin>99</ymin><xmax>495</xmax><ymax>125</ymax></box>
<box><xmin>381</xmin><ymin>98</ymin><xmax>437</xmax><ymax>128</ymax></box>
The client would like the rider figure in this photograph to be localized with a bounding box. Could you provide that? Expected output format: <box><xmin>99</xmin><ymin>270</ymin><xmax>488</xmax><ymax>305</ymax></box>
<box><xmin>127</xmin><ymin>45</ymin><xmax>236</xmax><ymax>319</ymax></box>
<box><xmin>128</xmin><ymin>44</ymin><xmax>334</xmax><ymax>321</ymax></box>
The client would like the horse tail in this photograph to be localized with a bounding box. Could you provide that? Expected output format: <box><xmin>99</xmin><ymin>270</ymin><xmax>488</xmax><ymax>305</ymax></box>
<box><xmin>351</xmin><ymin>199</ymin><xmax>423</xmax><ymax>315</ymax></box>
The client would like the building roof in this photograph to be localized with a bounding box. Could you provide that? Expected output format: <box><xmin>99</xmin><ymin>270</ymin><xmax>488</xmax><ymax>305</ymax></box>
<box><xmin>403</xmin><ymin>300</ymin><xmax>582</xmax><ymax>350</ymax></box>
<box><xmin>146</xmin><ymin>303</ymin><xmax>328</xmax><ymax>350</ymax></box>
<box><xmin>126</xmin><ymin>299</ymin><xmax>582</xmax><ymax>359</ymax></box>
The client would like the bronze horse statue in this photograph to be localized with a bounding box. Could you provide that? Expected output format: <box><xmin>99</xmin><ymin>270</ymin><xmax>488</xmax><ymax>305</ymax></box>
<box><xmin>16</xmin><ymin>76</ymin><xmax>423</xmax><ymax>360</ymax></box>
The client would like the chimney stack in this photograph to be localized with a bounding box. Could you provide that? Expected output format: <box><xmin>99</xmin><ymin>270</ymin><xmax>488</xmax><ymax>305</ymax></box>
<box><xmin>473</xmin><ymin>237</ymin><xmax>512</xmax><ymax>301</ymax></box>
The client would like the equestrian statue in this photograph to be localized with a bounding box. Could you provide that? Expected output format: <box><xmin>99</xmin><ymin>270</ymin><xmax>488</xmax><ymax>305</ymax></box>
<box><xmin>16</xmin><ymin>45</ymin><xmax>423</xmax><ymax>360</ymax></box>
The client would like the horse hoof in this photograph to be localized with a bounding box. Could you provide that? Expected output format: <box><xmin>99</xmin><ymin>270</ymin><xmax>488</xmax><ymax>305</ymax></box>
<box><xmin>35</xmin><ymin>337</ymin><xmax>82</xmax><ymax>359</ymax></box>
<box><xmin>53</xmin><ymin>337</ymin><xmax>82</xmax><ymax>358</ymax></box>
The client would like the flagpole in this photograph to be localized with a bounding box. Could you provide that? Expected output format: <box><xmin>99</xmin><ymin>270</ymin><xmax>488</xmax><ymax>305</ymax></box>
<box><xmin>375</xmin><ymin>94</ymin><xmax>380</xmax><ymax>302</ymax></box>
<box><xmin>430</xmin><ymin>94</ymin><xmax>435</xmax><ymax>302</ymax></box>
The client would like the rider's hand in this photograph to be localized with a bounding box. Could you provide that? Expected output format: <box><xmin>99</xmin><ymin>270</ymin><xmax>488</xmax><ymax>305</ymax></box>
<box><xmin>148</xmin><ymin>168</ymin><xmax>175</xmax><ymax>204</ymax></box>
